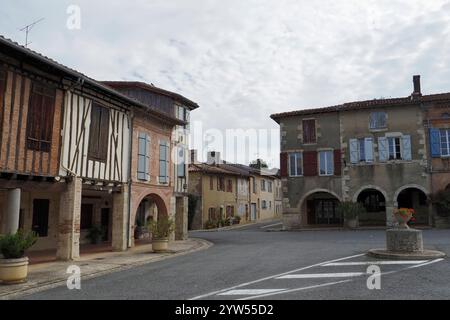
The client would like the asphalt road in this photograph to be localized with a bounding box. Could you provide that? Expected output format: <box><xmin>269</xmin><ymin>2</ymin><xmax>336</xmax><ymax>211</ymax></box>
<box><xmin>23</xmin><ymin>221</ymin><xmax>450</xmax><ymax>300</ymax></box>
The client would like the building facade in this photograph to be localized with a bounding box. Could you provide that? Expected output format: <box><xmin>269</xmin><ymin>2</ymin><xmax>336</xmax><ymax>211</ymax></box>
<box><xmin>272</xmin><ymin>75</ymin><xmax>449</xmax><ymax>230</ymax></box>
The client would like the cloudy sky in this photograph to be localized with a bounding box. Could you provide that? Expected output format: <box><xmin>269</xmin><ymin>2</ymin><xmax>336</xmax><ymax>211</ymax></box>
<box><xmin>2</xmin><ymin>0</ymin><xmax>450</xmax><ymax>167</ymax></box>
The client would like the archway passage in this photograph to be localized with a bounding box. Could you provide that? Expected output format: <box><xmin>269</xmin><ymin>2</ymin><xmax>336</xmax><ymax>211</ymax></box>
<box><xmin>357</xmin><ymin>189</ymin><xmax>386</xmax><ymax>226</ymax></box>
<box><xmin>134</xmin><ymin>193</ymin><xmax>168</xmax><ymax>242</ymax></box>
<box><xmin>397</xmin><ymin>188</ymin><xmax>428</xmax><ymax>225</ymax></box>
<box><xmin>304</xmin><ymin>192</ymin><xmax>341</xmax><ymax>226</ymax></box>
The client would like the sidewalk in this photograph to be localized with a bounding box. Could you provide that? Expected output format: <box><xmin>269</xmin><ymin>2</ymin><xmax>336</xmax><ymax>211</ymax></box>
<box><xmin>0</xmin><ymin>238</ymin><xmax>212</xmax><ymax>300</ymax></box>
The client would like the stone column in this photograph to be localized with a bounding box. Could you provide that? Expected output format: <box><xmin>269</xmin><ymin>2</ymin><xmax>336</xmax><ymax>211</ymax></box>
<box><xmin>112</xmin><ymin>185</ymin><xmax>129</xmax><ymax>252</ymax></box>
<box><xmin>3</xmin><ymin>188</ymin><xmax>21</xmax><ymax>234</ymax></box>
<box><xmin>386</xmin><ymin>206</ymin><xmax>395</xmax><ymax>228</ymax></box>
<box><xmin>57</xmin><ymin>178</ymin><xmax>82</xmax><ymax>261</ymax></box>
<box><xmin>175</xmin><ymin>196</ymin><xmax>188</xmax><ymax>240</ymax></box>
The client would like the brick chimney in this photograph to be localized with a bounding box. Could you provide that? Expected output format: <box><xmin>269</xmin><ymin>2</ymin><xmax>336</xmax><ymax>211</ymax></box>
<box><xmin>411</xmin><ymin>75</ymin><xmax>422</xmax><ymax>98</ymax></box>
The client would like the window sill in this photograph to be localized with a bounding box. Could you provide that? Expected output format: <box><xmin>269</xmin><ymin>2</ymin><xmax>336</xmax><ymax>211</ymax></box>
<box><xmin>369</xmin><ymin>128</ymin><xmax>388</xmax><ymax>132</ymax></box>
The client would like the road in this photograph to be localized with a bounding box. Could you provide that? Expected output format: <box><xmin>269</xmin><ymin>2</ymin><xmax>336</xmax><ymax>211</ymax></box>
<box><xmin>23</xmin><ymin>221</ymin><xmax>450</xmax><ymax>300</ymax></box>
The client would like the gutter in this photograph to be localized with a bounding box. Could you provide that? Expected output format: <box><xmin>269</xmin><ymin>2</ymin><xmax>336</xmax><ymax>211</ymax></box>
<box><xmin>127</xmin><ymin>112</ymin><xmax>134</xmax><ymax>248</ymax></box>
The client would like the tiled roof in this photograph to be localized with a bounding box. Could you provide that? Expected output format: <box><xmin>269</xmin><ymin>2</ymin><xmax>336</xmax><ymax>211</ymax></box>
<box><xmin>271</xmin><ymin>92</ymin><xmax>450</xmax><ymax>122</ymax></box>
<box><xmin>103</xmin><ymin>81</ymin><xmax>199</xmax><ymax>110</ymax></box>
<box><xmin>188</xmin><ymin>163</ymin><xmax>247</xmax><ymax>176</ymax></box>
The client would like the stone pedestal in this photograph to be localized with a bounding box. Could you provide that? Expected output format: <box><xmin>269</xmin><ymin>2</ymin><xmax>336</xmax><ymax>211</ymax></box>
<box><xmin>3</xmin><ymin>188</ymin><xmax>21</xmax><ymax>234</ymax></box>
<box><xmin>386</xmin><ymin>229</ymin><xmax>423</xmax><ymax>252</ymax></box>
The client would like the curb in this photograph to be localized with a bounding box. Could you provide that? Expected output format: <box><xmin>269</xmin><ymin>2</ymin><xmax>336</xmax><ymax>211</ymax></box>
<box><xmin>0</xmin><ymin>238</ymin><xmax>212</xmax><ymax>300</ymax></box>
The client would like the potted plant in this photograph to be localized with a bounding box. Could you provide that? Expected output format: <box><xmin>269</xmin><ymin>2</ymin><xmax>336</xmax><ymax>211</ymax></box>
<box><xmin>86</xmin><ymin>226</ymin><xmax>104</xmax><ymax>244</ymax></box>
<box><xmin>337</xmin><ymin>201</ymin><xmax>365</xmax><ymax>229</ymax></box>
<box><xmin>0</xmin><ymin>230</ymin><xmax>37</xmax><ymax>284</ymax></box>
<box><xmin>432</xmin><ymin>190</ymin><xmax>450</xmax><ymax>228</ymax></box>
<box><xmin>393</xmin><ymin>208</ymin><xmax>415</xmax><ymax>229</ymax></box>
<box><xmin>147</xmin><ymin>216</ymin><xmax>174</xmax><ymax>252</ymax></box>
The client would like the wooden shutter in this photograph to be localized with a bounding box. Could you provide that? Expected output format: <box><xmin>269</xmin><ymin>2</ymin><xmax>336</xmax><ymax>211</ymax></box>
<box><xmin>364</xmin><ymin>137</ymin><xmax>374</xmax><ymax>162</ymax></box>
<box><xmin>303</xmin><ymin>151</ymin><xmax>318</xmax><ymax>176</ymax></box>
<box><xmin>349</xmin><ymin>139</ymin><xmax>358</xmax><ymax>163</ymax></box>
<box><xmin>137</xmin><ymin>132</ymin><xmax>149</xmax><ymax>180</ymax></box>
<box><xmin>98</xmin><ymin>106</ymin><xmax>110</xmax><ymax>160</ymax></box>
<box><xmin>429</xmin><ymin>128</ymin><xmax>441</xmax><ymax>158</ymax></box>
<box><xmin>378</xmin><ymin>137</ymin><xmax>388</xmax><ymax>162</ymax></box>
<box><xmin>334</xmin><ymin>149</ymin><xmax>341</xmax><ymax>176</ymax></box>
<box><xmin>88</xmin><ymin>104</ymin><xmax>101</xmax><ymax>158</ymax></box>
<box><xmin>280</xmin><ymin>152</ymin><xmax>288</xmax><ymax>177</ymax></box>
<box><xmin>302</xmin><ymin>119</ymin><xmax>316</xmax><ymax>143</ymax></box>
<box><xmin>88</xmin><ymin>103</ymin><xmax>109</xmax><ymax>161</ymax></box>
<box><xmin>401</xmin><ymin>135</ymin><xmax>412</xmax><ymax>160</ymax></box>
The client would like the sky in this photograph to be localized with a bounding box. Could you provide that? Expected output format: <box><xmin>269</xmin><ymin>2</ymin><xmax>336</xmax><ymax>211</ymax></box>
<box><xmin>1</xmin><ymin>0</ymin><xmax>450</xmax><ymax>167</ymax></box>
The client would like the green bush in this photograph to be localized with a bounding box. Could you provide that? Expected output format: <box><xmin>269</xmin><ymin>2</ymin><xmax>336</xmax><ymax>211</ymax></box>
<box><xmin>0</xmin><ymin>230</ymin><xmax>37</xmax><ymax>259</ymax></box>
<box><xmin>147</xmin><ymin>216</ymin><xmax>175</xmax><ymax>239</ymax></box>
<box><xmin>433</xmin><ymin>189</ymin><xmax>450</xmax><ymax>217</ymax></box>
<box><xmin>336</xmin><ymin>201</ymin><xmax>366</xmax><ymax>220</ymax></box>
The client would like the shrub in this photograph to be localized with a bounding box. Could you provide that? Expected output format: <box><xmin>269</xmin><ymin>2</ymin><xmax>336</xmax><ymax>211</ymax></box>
<box><xmin>204</xmin><ymin>220</ymin><xmax>217</xmax><ymax>230</ymax></box>
<box><xmin>86</xmin><ymin>226</ymin><xmax>105</xmax><ymax>244</ymax></box>
<box><xmin>336</xmin><ymin>201</ymin><xmax>366</xmax><ymax>220</ymax></box>
<box><xmin>433</xmin><ymin>189</ymin><xmax>450</xmax><ymax>217</ymax></box>
<box><xmin>0</xmin><ymin>230</ymin><xmax>37</xmax><ymax>259</ymax></box>
<box><xmin>147</xmin><ymin>216</ymin><xmax>175</xmax><ymax>239</ymax></box>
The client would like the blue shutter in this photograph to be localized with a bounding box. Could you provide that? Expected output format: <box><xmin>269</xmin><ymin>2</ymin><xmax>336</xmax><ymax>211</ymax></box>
<box><xmin>429</xmin><ymin>128</ymin><xmax>441</xmax><ymax>158</ymax></box>
<box><xmin>401</xmin><ymin>135</ymin><xmax>412</xmax><ymax>161</ymax></box>
<box><xmin>364</xmin><ymin>138</ymin><xmax>374</xmax><ymax>162</ymax></box>
<box><xmin>137</xmin><ymin>132</ymin><xmax>147</xmax><ymax>180</ymax></box>
<box><xmin>378</xmin><ymin>137</ymin><xmax>388</xmax><ymax>162</ymax></box>
<box><xmin>349</xmin><ymin>139</ymin><xmax>358</xmax><ymax>163</ymax></box>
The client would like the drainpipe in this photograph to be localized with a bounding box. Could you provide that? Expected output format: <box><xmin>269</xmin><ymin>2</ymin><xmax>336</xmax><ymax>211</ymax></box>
<box><xmin>127</xmin><ymin>111</ymin><xmax>134</xmax><ymax>248</ymax></box>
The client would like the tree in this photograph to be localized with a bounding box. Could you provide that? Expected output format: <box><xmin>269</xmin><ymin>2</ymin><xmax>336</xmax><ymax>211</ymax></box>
<box><xmin>249</xmin><ymin>159</ymin><xmax>268</xmax><ymax>169</ymax></box>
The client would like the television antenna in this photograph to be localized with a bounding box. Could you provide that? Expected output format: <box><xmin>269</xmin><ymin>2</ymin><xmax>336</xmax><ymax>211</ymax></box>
<box><xmin>19</xmin><ymin>18</ymin><xmax>45</xmax><ymax>47</ymax></box>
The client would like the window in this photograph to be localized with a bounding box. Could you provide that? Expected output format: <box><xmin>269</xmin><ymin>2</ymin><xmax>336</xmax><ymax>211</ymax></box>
<box><xmin>262</xmin><ymin>200</ymin><xmax>267</xmax><ymax>209</ymax></box>
<box><xmin>208</xmin><ymin>208</ymin><xmax>217</xmax><ymax>221</ymax></box>
<box><xmin>388</xmin><ymin>137</ymin><xmax>401</xmax><ymax>160</ymax></box>
<box><xmin>226</xmin><ymin>179</ymin><xmax>233</xmax><ymax>192</ymax></box>
<box><xmin>319</xmin><ymin>150</ymin><xmax>333</xmax><ymax>176</ymax></box>
<box><xmin>217</xmin><ymin>176</ymin><xmax>225</xmax><ymax>191</ymax></box>
<box><xmin>261</xmin><ymin>179</ymin><xmax>266</xmax><ymax>192</ymax></box>
<box><xmin>441</xmin><ymin>129</ymin><xmax>450</xmax><ymax>157</ymax></box>
<box><xmin>177</xmin><ymin>146</ymin><xmax>185</xmax><ymax>177</ymax></box>
<box><xmin>88</xmin><ymin>103</ymin><xmax>110</xmax><ymax>161</ymax></box>
<box><xmin>226</xmin><ymin>205</ymin><xmax>234</xmax><ymax>217</ymax></box>
<box><xmin>26</xmin><ymin>83</ymin><xmax>56</xmax><ymax>152</ymax></box>
<box><xmin>349</xmin><ymin>138</ymin><xmax>374</xmax><ymax>163</ymax></box>
<box><xmin>159</xmin><ymin>141</ymin><xmax>170</xmax><ymax>183</ymax></box>
<box><xmin>268</xmin><ymin>181</ymin><xmax>273</xmax><ymax>193</ymax></box>
<box><xmin>369</xmin><ymin>112</ymin><xmax>387</xmax><ymax>130</ymax></box>
<box><xmin>252</xmin><ymin>177</ymin><xmax>257</xmax><ymax>193</ymax></box>
<box><xmin>302</xmin><ymin>119</ymin><xmax>316</xmax><ymax>143</ymax></box>
<box><xmin>209</xmin><ymin>176</ymin><xmax>214</xmax><ymax>190</ymax></box>
<box><xmin>269</xmin><ymin>201</ymin><xmax>272</xmax><ymax>209</ymax></box>
<box><xmin>289</xmin><ymin>152</ymin><xmax>303</xmax><ymax>176</ymax></box>
<box><xmin>137</xmin><ymin>132</ymin><xmax>150</xmax><ymax>181</ymax></box>
<box><xmin>80</xmin><ymin>204</ymin><xmax>93</xmax><ymax>230</ymax></box>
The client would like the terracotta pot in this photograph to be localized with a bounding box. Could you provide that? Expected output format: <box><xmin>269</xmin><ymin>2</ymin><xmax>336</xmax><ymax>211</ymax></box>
<box><xmin>152</xmin><ymin>239</ymin><xmax>169</xmax><ymax>252</ymax></box>
<box><xmin>0</xmin><ymin>257</ymin><xmax>29</xmax><ymax>285</ymax></box>
<box><xmin>394</xmin><ymin>213</ymin><xmax>412</xmax><ymax>229</ymax></box>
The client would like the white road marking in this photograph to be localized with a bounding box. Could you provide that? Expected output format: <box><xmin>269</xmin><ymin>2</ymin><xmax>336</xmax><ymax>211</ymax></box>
<box><xmin>261</xmin><ymin>223</ymin><xmax>283</xmax><ymax>229</ymax></box>
<box><xmin>404</xmin><ymin>258</ymin><xmax>445</xmax><ymax>269</ymax></box>
<box><xmin>322</xmin><ymin>260</ymin><xmax>428</xmax><ymax>266</ymax></box>
<box><xmin>238</xmin><ymin>280</ymin><xmax>352</xmax><ymax>300</ymax></box>
<box><xmin>276</xmin><ymin>272</ymin><xmax>365</xmax><ymax>279</ymax></box>
<box><xmin>189</xmin><ymin>253</ymin><xmax>365</xmax><ymax>300</ymax></box>
<box><xmin>218</xmin><ymin>289</ymin><xmax>287</xmax><ymax>296</ymax></box>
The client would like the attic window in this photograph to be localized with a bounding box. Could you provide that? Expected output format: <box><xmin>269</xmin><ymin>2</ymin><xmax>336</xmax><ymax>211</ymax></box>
<box><xmin>442</xmin><ymin>112</ymin><xmax>450</xmax><ymax>119</ymax></box>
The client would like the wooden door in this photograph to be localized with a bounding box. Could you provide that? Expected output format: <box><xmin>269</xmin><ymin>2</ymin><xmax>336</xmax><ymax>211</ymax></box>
<box><xmin>32</xmin><ymin>199</ymin><xmax>49</xmax><ymax>237</ymax></box>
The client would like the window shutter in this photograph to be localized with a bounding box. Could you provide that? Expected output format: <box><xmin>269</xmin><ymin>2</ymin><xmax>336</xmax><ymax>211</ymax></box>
<box><xmin>401</xmin><ymin>135</ymin><xmax>412</xmax><ymax>161</ymax></box>
<box><xmin>349</xmin><ymin>139</ymin><xmax>358</xmax><ymax>163</ymax></box>
<box><xmin>137</xmin><ymin>132</ymin><xmax>147</xmax><ymax>180</ymax></box>
<box><xmin>333</xmin><ymin>149</ymin><xmax>341</xmax><ymax>176</ymax></box>
<box><xmin>177</xmin><ymin>146</ymin><xmax>185</xmax><ymax>177</ymax></box>
<box><xmin>280</xmin><ymin>152</ymin><xmax>288</xmax><ymax>177</ymax></box>
<box><xmin>165</xmin><ymin>142</ymin><xmax>170</xmax><ymax>181</ymax></box>
<box><xmin>145</xmin><ymin>134</ymin><xmax>151</xmax><ymax>180</ymax></box>
<box><xmin>364</xmin><ymin>137</ymin><xmax>374</xmax><ymax>162</ymax></box>
<box><xmin>303</xmin><ymin>151</ymin><xmax>318</xmax><ymax>176</ymax></box>
<box><xmin>429</xmin><ymin>128</ymin><xmax>441</xmax><ymax>158</ymax></box>
<box><xmin>378</xmin><ymin>137</ymin><xmax>388</xmax><ymax>162</ymax></box>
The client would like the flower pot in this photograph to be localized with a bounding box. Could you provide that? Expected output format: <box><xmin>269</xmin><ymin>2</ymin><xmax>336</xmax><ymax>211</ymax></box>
<box><xmin>152</xmin><ymin>239</ymin><xmax>169</xmax><ymax>252</ymax></box>
<box><xmin>0</xmin><ymin>257</ymin><xmax>29</xmax><ymax>285</ymax></box>
<box><xmin>394</xmin><ymin>213</ymin><xmax>412</xmax><ymax>229</ymax></box>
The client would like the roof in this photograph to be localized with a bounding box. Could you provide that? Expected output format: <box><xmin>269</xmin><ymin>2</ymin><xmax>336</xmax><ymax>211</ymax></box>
<box><xmin>0</xmin><ymin>34</ymin><xmax>185</xmax><ymax>126</ymax></box>
<box><xmin>102</xmin><ymin>81</ymin><xmax>199</xmax><ymax>110</ymax></box>
<box><xmin>188</xmin><ymin>163</ymin><xmax>249</xmax><ymax>177</ymax></box>
<box><xmin>270</xmin><ymin>92</ymin><xmax>450</xmax><ymax>123</ymax></box>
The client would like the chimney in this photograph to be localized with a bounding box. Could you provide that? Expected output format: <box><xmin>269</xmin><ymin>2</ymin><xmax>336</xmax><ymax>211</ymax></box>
<box><xmin>207</xmin><ymin>151</ymin><xmax>222</xmax><ymax>165</ymax></box>
<box><xmin>412</xmin><ymin>75</ymin><xmax>422</xmax><ymax>98</ymax></box>
<box><xmin>190</xmin><ymin>149</ymin><xmax>199</xmax><ymax>164</ymax></box>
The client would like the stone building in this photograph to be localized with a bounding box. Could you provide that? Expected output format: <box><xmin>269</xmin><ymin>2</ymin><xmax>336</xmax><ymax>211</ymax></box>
<box><xmin>271</xmin><ymin>75</ymin><xmax>450</xmax><ymax>229</ymax></box>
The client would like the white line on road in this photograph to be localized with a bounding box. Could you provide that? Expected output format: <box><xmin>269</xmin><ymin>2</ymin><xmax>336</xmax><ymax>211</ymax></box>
<box><xmin>276</xmin><ymin>272</ymin><xmax>365</xmax><ymax>279</ymax></box>
<box><xmin>218</xmin><ymin>289</ymin><xmax>287</xmax><ymax>296</ymax></box>
<box><xmin>188</xmin><ymin>253</ymin><xmax>365</xmax><ymax>300</ymax></box>
<box><xmin>238</xmin><ymin>280</ymin><xmax>352</xmax><ymax>300</ymax></box>
<box><xmin>322</xmin><ymin>260</ymin><xmax>428</xmax><ymax>266</ymax></box>
<box><xmin>261</xmin><ymin>223</ymin><xmax>283</xmax><ymax>229</ymax></box>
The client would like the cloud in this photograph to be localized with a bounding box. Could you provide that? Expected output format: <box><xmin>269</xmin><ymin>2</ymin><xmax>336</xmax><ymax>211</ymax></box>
<box><xmin>2</xmin><ymin>0</ymin><xmax>450</xmax><ymax>167</ymax></box>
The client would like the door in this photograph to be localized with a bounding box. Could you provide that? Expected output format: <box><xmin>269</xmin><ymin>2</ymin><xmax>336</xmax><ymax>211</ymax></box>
<box><xmin>101</xmin><ymin>208</ymin><xmax>110</xmax><ymax>241</ymax></box>
<box><xmin>32</xmin><ymin>199</ymin><xmax>49</xmax><ymax>237</ymax></box>
<box><xmin>315</xmin><ymin>199</ymin><xmax>340</xmax><ymax>225</ymax></box>
<box><xmin>251</xmin><ymin>203</ymin><xmax>257</xmax><ymax>221</ymax></box>
<box><xmin>307</xmin><ymin>200</ymin><xmax>316</xmax><ymax>224</ymax></box>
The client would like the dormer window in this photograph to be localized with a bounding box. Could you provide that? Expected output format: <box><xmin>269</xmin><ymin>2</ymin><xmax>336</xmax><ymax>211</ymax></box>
<box><xmin>369</xmin><ymin>112</ymin><xmax>387</xmax><ymax>130</ymax></box>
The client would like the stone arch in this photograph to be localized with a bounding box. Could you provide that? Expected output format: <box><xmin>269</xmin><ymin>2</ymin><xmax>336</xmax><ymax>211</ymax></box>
<box><xmin>297</xmin><ymin>188</ymin><xmax>342</xmax><ymax>210</ymax></box>
<box><xmin>298</xmin><ymin>189</ymin><xmax>342</xmax><ymax>226</ymax></box>
<box><xmin>352</xmin><ymin>185</ymin><xmax>389</xmax><ymax>203</ymax></box>
<box><xmin>132</xmin><ymin>192</ymin><xmax>169</xmax><ymax>242</ymax></box>
<box><xmin>393</xmin><ymin>184</ymin><xmax>429</xmax><ymax>206</ymax></box>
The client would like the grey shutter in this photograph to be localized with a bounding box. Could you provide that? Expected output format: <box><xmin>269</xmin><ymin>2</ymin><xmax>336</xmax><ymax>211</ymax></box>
<box><xmin>137</xmin><ymin>132</ymin><xmax>147</xmax><ymax>180</ymax></box>
<box><xmin>364</xmin><ymin>137</ymin><xmax>374</xmax><ymax>162</ymax></box>
<box><xmin>349</xmin><ymin>139</ymin><xmax>358</xmax><ymax>163</ymax></box>
<box><xmin>177</xmin><ymin>146</ymin><xmax>185</xmax><ymax>177</ymax></box>
<box><xmin>145</xmin><ymin>134</ymin><xmax>151</xmax><ymax>180</ymax></box>
<box><xmin>401</xmin><ymin>135</ymin><xmax>412</xmax><ymax>161</ymax></box>
<box><xmin>378</xmin><ymin>137</ymin><xmax>388</xmax><ymax>162</ymax></box>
